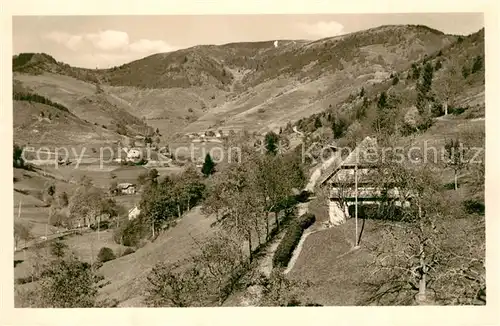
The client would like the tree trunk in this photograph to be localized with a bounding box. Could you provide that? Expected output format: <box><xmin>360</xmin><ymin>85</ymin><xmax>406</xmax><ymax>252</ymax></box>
<box><xmin>254</xmin><ymin>218</ymin><xmax>262</xmax><ymax>246</ymax></box>
<box><xmin>444</xmin><ymin>101</ymin><xmax>448</xmax><ymax>116</ymax></box>
<box><xmin>177</xmin><ymin>204</ymin><xmax>181</xmax><ymax>218</ymax></box>
<box><xmin>454</xmin><ymin>171</ymin><xmax>458</xmax><ymax>191</ymax></box>
<box><xmin>265</xmin><ymin>212</ymin><xmax>270</xmax><ymax>241</ymax></box>
<box><xmin>247</xmin><ymin>232</ymin><xmax>253</xmax><ymax>263</ymax></box>
<box><xmin>187</xmin><ymin>197</ymin><xmax>191</xmax><ymax>211</ymax></box>
<box><xmin>274</xmin><ymin>211</ymin><xmax>279</xmax><ymax>231</ymax></box>
<box><xmin>152</xmin><ymin>220</ymin><xmax>155</xmax><ymax>238</ymax></box>
<box><xmin>417</xmin><ymin>203</ymin><xmax>427</xmax><ymax>304</ymax></box>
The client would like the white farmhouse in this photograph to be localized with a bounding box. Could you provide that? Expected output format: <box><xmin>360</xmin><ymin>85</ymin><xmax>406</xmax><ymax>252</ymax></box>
<box><xmin>126</xmin><ymin>148</ymin><xmax>142</xmax><ymax>161</ymax></box>
<box><xmin>128</xmin><ymin>206</ymin><xmax>141</xmax><ymax>220</ymax></box>
<box><xmin>318</xmin><ymin>137</ymin><xmax>412</xmax><ymax>226</ymax></box>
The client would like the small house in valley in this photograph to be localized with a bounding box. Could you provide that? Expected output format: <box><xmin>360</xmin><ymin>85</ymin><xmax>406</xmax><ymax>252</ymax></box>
<box><xmin>117</xmin><ymin>183</ymin><xmax>137</xmax><ymax>195</ymax></box>
<box><xmin>128</xmin><ymin>206</ymin><xmax>141</xmax><ymax>220</ymax></box>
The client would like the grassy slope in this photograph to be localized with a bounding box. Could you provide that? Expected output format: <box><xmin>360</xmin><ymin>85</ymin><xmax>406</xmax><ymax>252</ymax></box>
<box><xmin>97</xmin><ymin>206</ymin><xmax>217</xmax><ymax>306</ymax></box>
<box><xmin>13</xmin><ymin>99</ymin><xmax>121</xmax><ymax>146</ymax></box>
<box><xmin>13</xmin><ymin>72</ymin><xmax>150</xmax><ymax>139</ymax></box>
<box><xmin>288</xmin><ymin>184</ymin><xmax>484</xmax><ymax>306</ymax></box>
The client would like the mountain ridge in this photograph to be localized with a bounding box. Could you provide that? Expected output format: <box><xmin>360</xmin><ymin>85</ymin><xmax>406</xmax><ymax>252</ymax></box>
<box><xmin>12</xmin><ymin>24</ymin><xmax>484</xmax><ymax>141</ymax></box>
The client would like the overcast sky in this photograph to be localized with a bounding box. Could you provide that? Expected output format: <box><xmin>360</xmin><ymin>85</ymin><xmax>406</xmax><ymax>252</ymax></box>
<box><xmin>13</xmin><ymin>13</ymin><xmax>484</xmax><ymax>69</ymax></box>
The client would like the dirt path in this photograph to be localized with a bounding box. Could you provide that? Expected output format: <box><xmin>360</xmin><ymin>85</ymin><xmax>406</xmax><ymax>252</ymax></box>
<box><xmin>256</xmin><ymin>231</ymin><xmax>287</xmax><ymax>277</ymax></box>
<box><xmin>283</xmin><ymin>153</ymin><xmax>339</xmax><ymax>274</ymax></box>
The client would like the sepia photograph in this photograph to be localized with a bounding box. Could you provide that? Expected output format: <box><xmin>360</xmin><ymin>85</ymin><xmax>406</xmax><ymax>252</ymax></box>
<box><xmin>2</xmin><ymin>2</ymin><xmax>498</xmax><ymax>324</ymax></box>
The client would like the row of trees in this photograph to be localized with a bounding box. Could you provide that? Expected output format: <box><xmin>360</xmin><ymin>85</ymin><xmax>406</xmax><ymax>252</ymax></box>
<box><xmin>112</xmin><ymin>167</ymin><xmax>207</xmax><ymax>246</ymax></box>
<box><xmin>13</xmin><ymin>90</ymin><xmax>70</xmax><ymax>113</ymax></box>
<box><xmin>202</xmin><ymin>142</ymin><xmax>306</xmax><ymax>262</ymax></box>
<box><xmin>143</xmin><ymin>132</ymin><xmax>308</xmax><ymax>306</ymax></box>
<box><xmin>139</xmin><ymin>167</ymin><xmax>206</xmax><ymax>238</ymax></box>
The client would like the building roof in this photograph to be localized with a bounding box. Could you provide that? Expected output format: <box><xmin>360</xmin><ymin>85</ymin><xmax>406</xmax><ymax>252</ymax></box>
<box><xmin>118</xmin><ymin>183</ymin><xmax>135</xmax><ymax>189</ymax></box>
<box><xmin>319</xmin><ymin>136</ymin><xmax>379</xmax><ymax>185</ymax></box>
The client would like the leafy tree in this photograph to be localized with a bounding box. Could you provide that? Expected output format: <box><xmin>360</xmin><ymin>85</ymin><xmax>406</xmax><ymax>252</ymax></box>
<box><xmin>14</xmin><ymin>221</ymin><xmax>33</xmax><ymax>250</ymax></box>
<box><xmin>139</xmin><ymin>180</ymin><xmax>177</xmax><ymax>237</ymax></box>
<box><xmin>97</xmin><ymin>247</ymin><xmax>116</xmax><ymax>262</ymax></box>
<box><xmin>416</xmin><ymin>62</ymin><xmax>435</xmax><ymax>127</ymax></box>
<box><xmin>68</xmin><ymin>183</ymin><xmax>107</xmax><ymax>228</ymax></box>
<box><xmin>148</xmin><ymin>168</ymin><xmax>159</xmax><ymax>184</ymax></box>
<box><xmin>109</xmin><ymin>180</ymin><xmax>118</xmax><ymax>196</ymax></box>
<box><xmin>113</xmin><ymin>217</ymin><xmax>149</xmax><ymax>246</ymax></box>
<box><xmin>411</xmin><ymin>63</ymin><xmax>421</xmax><ymax>80</ymax></box>
<box><xmin>138</xmin><ymin>167</ymin><xmax>204</xmax><ymax>238</ymax></box>
<box><xmin>50</xmin><ymin>239</ymin><xmax>68</xmax><ymax>259</ymax></box>
<box><xmin>13</xmin><ymin>144</ymin><xmax>24</xmax><ymax>168</ymax></box>
<box><xmin>434</xmin><ymin>60</ymin><xmax>442</xmax><ymax>71</ymax></box>
<box><xmin>462</xmin><ymin>65</ymin><xmax>470</xmax><ymax>79</ymax></box>
<box><xmin>201</xmin><ymin>153</ymin><xmax>215</xmax><ymax>177</ymax></box>
<box><xmin>314</xmin><ymin>116</ymin><xmax>322</xmax><ymax>129</ymax></box>
<box><xmin>38</xmin><ymin>257</ymin><xmax>101</xmax><ymax>307</ymax></box>
<box><xmin>264</xmin><ymin>131</ymin><xmax>280</xmax><ymax>155</ymax></box>
<box><xmin>178</xmin><ymin>166</ymin><xmax>205</xmax><ymax>210</ymax></box>
<box><xmin>355</xmin><ymin>97</ymin><xmax>369</xmax><ymax>120</ymax></box>
<box><xmin>471</xmin><ymin>55</ymin><xmax>483</xmax><ymax>73</ymax></box>
<box><xmin>137</xmin><ymin>168</ymin><xmax>159</xmax><ymax>187</ymax></box>
<box><xmin>373</xmin><ymin>92</ymin><xmax>397</xmax><ymax>136</ymax></box>
<box><xmin>392</xmin><ymin>74</ymin><xmax>399</xmax><ymax>85</ymax></box>
<box><xmin>331</xmin><ymin>115</ymin><xmax>348</xmax><ymax>139</ymax></box>
<box><xmin>359</xmin><ymin>87</ymin><xmax>365</xmax><ymax>97</ymax></box>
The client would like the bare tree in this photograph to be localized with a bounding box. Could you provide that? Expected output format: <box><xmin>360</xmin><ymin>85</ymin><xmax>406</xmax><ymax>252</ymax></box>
<box><xmin>444</xmin><ymin>138</ymin><xmax>468</xmax><ymax>191</ymax></box>
<box><xmin>366</xmin><ymin>154</ymin><xmax>485</xmax><ymax>305</ymax></box>
<box><xmin>367</xmin><ymin>162</ymin><xmax>445</xmax><ymax>304</ymax></box>
<box><xmin>145</xmin><ymin>260</ymin><xmax>208</xmax><ymax>307</ymax></box>
<box><xmin>14</xmin><ymin>221</ymin><xmax>33</xmax><ymax>250</ymax></box>
<box><xmin>145</xmin><ymin>232</ymin><xmax>247</xmax><ymax>307</ymax></box>
<box><xmin>202</xmin><ymin>160</ymin><xmax>263</xmax><ymax>262</ymax></box>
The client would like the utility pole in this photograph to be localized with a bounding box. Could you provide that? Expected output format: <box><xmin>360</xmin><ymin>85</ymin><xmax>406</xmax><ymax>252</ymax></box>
<box><xmin>354</xmin><ymin>163</ymin><xmax>360</xmax><ymax>248</ymax></box>
<box><xmin>17</xmin><ymin>199</ymin><xmax>22</xmax><ymax>219</ymax></box>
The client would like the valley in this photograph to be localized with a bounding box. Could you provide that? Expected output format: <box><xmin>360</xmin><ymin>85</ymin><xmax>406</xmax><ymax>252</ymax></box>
<box><xmin>12</xmin><ymin>23</ymin><xmax>485</xmax><ymax>308</ymax></box>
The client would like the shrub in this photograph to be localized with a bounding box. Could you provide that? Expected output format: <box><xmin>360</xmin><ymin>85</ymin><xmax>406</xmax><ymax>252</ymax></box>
<box><xmin>449</xmin><ymin>106</ymin><xmax>468</xmax><ymax>115</ymax></box>
<box><xmin>392</xmin><ymin>75</ymin><xmax>399</xmax><ymax>85</ymax></box>
<box><xmin>113</xmin><ymin>218</ymin><xmax>148</xmax><ymax>247</ymax></box>
<box><xmin>97</xmin><ymin>247</ymin><xmax>116</xmax><ymax>263</ymax></box>
<box><xmin>272</xmin><ymin>213</ymin><xmax>316</xmax><ymax>268</ymax></box>
<box><xmin>122</xmin><ymin>247</ymin><xmax>135</xmax><ymax>256</ymax></box>
<box><xmin>462</xmin><ymin>199</ymin><xmax>485</xmax><ymax>215</ymax></box>
<box><xmin>90</xmin><ymin>220</ymin><xmax>110</xmax><ymax>231</ymax></box>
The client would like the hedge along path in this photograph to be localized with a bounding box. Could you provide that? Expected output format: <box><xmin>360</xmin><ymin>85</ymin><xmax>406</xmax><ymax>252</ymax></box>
<box><xmin>282</xmin><ymin>157</ymin><xmax>335</xmax><ymax>274</ymax></box>
<box><xmin>284</xmin><ymin>224</ymin><xmax>328</xmax><ymax>275</ymax></box>
<box><xmin>243</xmin><ymin>155</ymin><xmax>326</xmax><ymax>278</ymax></box>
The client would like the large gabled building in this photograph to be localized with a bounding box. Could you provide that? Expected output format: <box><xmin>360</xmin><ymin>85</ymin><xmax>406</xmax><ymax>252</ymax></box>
<box><xmin>318</xmin><ymin>136</ymin><xmax>411</xmax><ymax>225</ymax></box>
